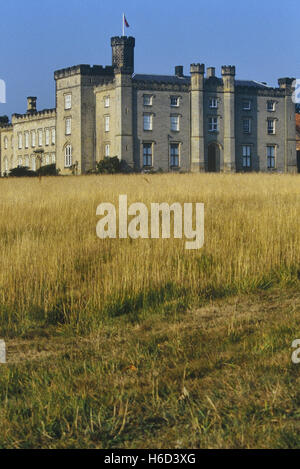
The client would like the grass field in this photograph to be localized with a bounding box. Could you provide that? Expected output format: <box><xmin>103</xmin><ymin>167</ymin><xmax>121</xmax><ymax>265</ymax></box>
<box><xmin>0</xmin><ymin>173</ymin><xmax>300</xmax><ymax>448</ymax></box>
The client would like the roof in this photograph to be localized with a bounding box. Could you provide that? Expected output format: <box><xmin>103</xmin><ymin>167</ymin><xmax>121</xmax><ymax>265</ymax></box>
<box><xmin>132</xmin><ymin>74</ymin><xmax>191</xmax><ymax>85</ymax></box>
<box><xmin>132</xmin><ymin>73</ymin><xmax>272</xmax><ymax>89</ymax></box>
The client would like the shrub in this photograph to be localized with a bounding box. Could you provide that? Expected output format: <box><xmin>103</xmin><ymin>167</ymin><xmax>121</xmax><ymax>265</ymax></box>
<box><xmin>9</xmin><ymin>166</ymin><xmax>37</xmax><ymax>177</ymax></box>
<box><xmin>36</xmin><ymin>164</ymin><xmax>58</xmax><ymax>176</ymax></box>
<box><xmin>96</xmin><ymin>157</ymin><xmax>121</xmax><ymax>174</ymax></box>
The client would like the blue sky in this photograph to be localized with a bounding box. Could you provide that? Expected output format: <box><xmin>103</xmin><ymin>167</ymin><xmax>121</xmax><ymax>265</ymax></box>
<box><xmin>0</xmin><ymin>0</ymin><xmax>299</xmax><ymax>118</ymax></box>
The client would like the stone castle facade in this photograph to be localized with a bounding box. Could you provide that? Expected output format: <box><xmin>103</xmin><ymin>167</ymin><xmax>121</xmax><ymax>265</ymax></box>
<box><xmin>0</xmin><ymin>36</ymin><xmax>297</xmax><ymax>175</ymax></box>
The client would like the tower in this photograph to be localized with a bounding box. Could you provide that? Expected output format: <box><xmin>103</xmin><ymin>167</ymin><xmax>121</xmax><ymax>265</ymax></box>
<box><xmin>278</xmin><ymin>77</ymin><xmax>297</xmax><ymax>172</ymax></box>
<box><xmin>111</xmin><ymin>37</ymin><xmax>135</xmax><ymax>167</ymax></box>
<box><xmin>111</xmin><ymin>36</ymin><xmax>135</xmax><ymax>74</ymax></box>
<box><xmin>190</xmin><ymin>63</ymin><xmax>205</xmax><ymax>172</ymax></box>
<box><xmin>222</xmin><ymin>65</ymin><xmax>236</xmax><ymax>172</ymax></box>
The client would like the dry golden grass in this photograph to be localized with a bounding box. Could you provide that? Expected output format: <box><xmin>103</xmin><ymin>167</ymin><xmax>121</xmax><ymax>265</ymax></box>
<box><xmin>0</xmin><ymin>173</ymin><xmax>300</xmax><ymax>335</ymax></box>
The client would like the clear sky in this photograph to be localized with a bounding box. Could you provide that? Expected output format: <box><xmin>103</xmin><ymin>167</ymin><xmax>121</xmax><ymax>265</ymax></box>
<box><xmin>0</xmin><ymin>0</ymin><xmax>299</xmax><ymax>118</ymax></box>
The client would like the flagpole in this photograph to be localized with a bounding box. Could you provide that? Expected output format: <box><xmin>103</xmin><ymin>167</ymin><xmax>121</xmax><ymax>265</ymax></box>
<box><xmin>122</xmin><ymin>13</ymin><xmax>125</xmax><ymax>36</ymax></box>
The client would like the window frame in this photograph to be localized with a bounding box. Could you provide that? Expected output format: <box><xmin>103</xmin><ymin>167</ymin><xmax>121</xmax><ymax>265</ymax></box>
<box><xmin>267</xmin><ymin>145</ymin><xmax>276</xmax><ymax>169</ymax></box>
<box><xmin>267</xmin><ymin>119</ymin><xmax>276</xmax><ymax>135</ymax></box>
<box><xmin>209</xmin><ymin>97</ymin><xmax>218</xmax><ymax>109</ymax></box>
<box><xmin>64</xmin><ymin>94</ymin><xmax>72</xmax><ymax>110</ymax></box>
<box><xmin>242</xmin><ymin>145</ymin><xmax>252</xmax><ymax>169</ymax></box>
<box><xmin>143</xmin><ymin>95</ymin><xmax>153</xmax><ymax>106</ymax></box>
<box><xmin>267</xmin><ymin>100</ymin><xmax>275</xmax><ymax>112</ymax></box>
<box><xmin>105</xmin><ymin>115</ymin><xmax>110</xmax><ymax>132</ymax></box>
<box><xmin>64</xmin><ymin>145</ymin><xmax>72</xmax><ymax>168</ymax></box>
<box><xmin>143</xmin><ymin>114</ymin><xmax>153</xmax><ymax>131</ymax></box>
<box><xmin>208</xmin><ymin>116</ymin><xmax>218</xmax><ymax>132</ymax></box>
<box><xmin>65</xmin><ymin>118</ymin><xmax>71</xmax><ymax>136</ymax></box>
<box><xmin>143</xmin><ymin>142</ymin><xmax>153</xmax><ymax>167</ymax></box>
<box><xmin>242</xmin><ymin>100</ymin><xmax>252</xmax><ymax>111</ymax></box>
<box><xmin>170</xmin><ymin>143</ymin><xmax>180</xmax><ymax>168</ymax></box>
<box><xmin>170</xmin><ymin>115</ymin><xmax>180</xmax><ymax>132</ymax></box>
<box><xmin>170</xmin><ymin>96</ymin><xmax>180</xmax><ymax>107</ymax></box>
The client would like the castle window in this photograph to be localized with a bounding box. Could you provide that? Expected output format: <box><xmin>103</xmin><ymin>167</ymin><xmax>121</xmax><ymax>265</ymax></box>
<box><xmin>51</xmin><ymin>128</ymin><xmax>56</xmax><ymax>145</ymax></box>
<box><xmin>45</xmin><ymin>154</ymin><xmax>50</xmax><ymax>165</ymax></box>
<box><xmin>170</xmin><ymin>96</ymin><xmax>179</xmax><ymax>107</ymax></box>
<box><xmin>105</xmin><ymin>144</ymin><xmax>110</xmax><ymax>157</ymax></box>
<box><xmin>4</xmin><ymin>157</ymin><xmax>8</xmax><ymax>173</ymax></box>
<box><xmin>52</xmin><ymin>153</ymin><xmax>56</xmax><ymax>164</ymax></box>
<box><xmin>243</xmin><ymin>100</ymin><xmax>251</xmax><ymax>111</ymax></box>
<box><xmin>143</xmin><ymin>114</ymin><xmax>152</xmax><ymax>131</ymax></box>
<box><xmin>45</xmin><ymin>128</ymin><xmax>50</xmax><ymax>145</ymax></box>
<box><xmin>170</xmin><ymin>115</ymin><xmax>179</xmax><ymax>131</ymax></box>
<box><xmin>209</xmin><ymin>98</ymin><xmax>218</xmax><ymax>109</ymax></box>
<box><xmin>243</xmin><ymin>119</ymin><xmax>251</xmax><ymax>134</ymax></box>
<box><xmin>105</xmin><ymin>116</ymin><xmax>110</xmax><ymax>132</ymax></box>
<box><xmin>32</xmin><ymin>157</ymin><xmax>36</xmax><ymax>172</ymax></box>
<box><xmin>18</xmin><ymin>133</ymin><xmax>22</xmax><ymax>149</ymax></box>
<box><xmin>65</xmin><ymin>118</ymin><xmax>71</xmax><ymax>135</ymax></box>
<box><xmin>267</xmin><ymin>101</ymin><xmax>275</xmax><ymax>112</ymax></box>
<box><xmin>267</xmin><ymin>145</ymin><xmax>276</xmax><ymax>169</ymax></box>
<box><xmin>143</xmin><ymin>95</ymin><xmax>153</xmax><ymax>106</ymax></box>
<box><xmin>4</xmin><ymin>137</ymin><xmax>8</xmax><ymax>149</ymax></box>
<box><xmin>25</xmin><ymin>155</ymin><xmax>29</xmax><ymax>167</ymax></box>
<box><xmin>143</xmin><ymin>143</ymin><xmax>152</xmax><ymax>167</ymax></box>
<box><xmin>38</xmin><ymin>129</ymin><xmax>43</xmax><ymax>146</ymax></box>
<box><xmin>65</xmin><ymin>94</ymin><xmax>72</xmax><ymax>110</ymax></box>
<box><xmin>208</xmin><ymin>117</ymin><xmax>218</xmax><ymax>132</ymax></box>
<box><xmin>25</xmin><ymin>132</ymin><xmax>29</xmax><ymax>149</ymax></box>
<box><xmin>18</xmin><ymin>156</ymin><xmax>22</xmax><ymax>167</ymax></box>
<box><xmin>170</xmin><ymin>143</ymin><xmax>179</xmax><ymax>167</ymax></box>
<box><xmin>65</xmin><ymin>145</ymin><xmax>72</xmax><ymax>167</ymax></box>
<box><xmin>242</xmin><ymin>145</ymin><xmax>251</xmax><ymax>168</ymax></box>
<box><xmin>267</xmin><ymin>119</ymin><xmax>275</xmax><ymax>135</ymax></box>
<box><xmin>105</xmin><ymin>96</ymin><xmax>110</xmax><ymax>108</ymax></box>
<box><xmin>31</xmin><ymin>131</ymin><xmax>36</xmax><ymax>147</ymax></box>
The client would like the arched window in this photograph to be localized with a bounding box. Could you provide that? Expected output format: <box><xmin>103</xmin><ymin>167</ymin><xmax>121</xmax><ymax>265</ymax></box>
<box><xmin>4</xmin><ymin>137</ymin><xmax>8</xmax><ymax>149</ymax></box>
<box><xmin>65</xmin><ymin>145</ymin><xmax>72</xmax><ymax>167</ymax></box>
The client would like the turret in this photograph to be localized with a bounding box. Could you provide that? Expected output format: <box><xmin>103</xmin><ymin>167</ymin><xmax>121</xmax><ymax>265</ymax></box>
<box><xmin>221</xmin><ymin>66</ymin><xmax>236</xmax><ymax>171</ymax></box>
<box><xmin>27</xmin><ymin>96</ymin><xmax>37</xmax><ymax>114</ymax></box>
<box><xmin>111</xmin><ymin>36</ymin><xmax>135</xmax><ymax>74</ymax></box>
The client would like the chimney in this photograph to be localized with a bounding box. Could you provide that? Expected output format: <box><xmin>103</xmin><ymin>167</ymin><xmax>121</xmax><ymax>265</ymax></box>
<box><xmin>175</xmin><ymin>65</ymin><xmax>184</xmax><ymax>77</ymax></box>
<box><xmin>27</xmin><ymin>97</ymin><xmax>37</xmax><ymax>113</ymax></box>
<box><xmin>207</xmin><ymin>67</ymin><xmax>215</xmax><ymax>78</ymax></box>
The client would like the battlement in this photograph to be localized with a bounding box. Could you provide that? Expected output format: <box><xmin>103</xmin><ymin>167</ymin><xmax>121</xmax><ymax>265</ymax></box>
<box><xmin>111</xmin><ymin>36</ymin><xmax>135</xmax><ymax>47</ymax></box>
<box><xmin>222</xmin><ymin>65</ymin><xmax>236</xmax><ymax>76</ymax></box>
<box><xmin>54</xmin><ymin>64</ymin><xmax>114</xmax><ymax>80</ymax></box>
<box><xmin>190</xmin><ymin>64</ymin><xmax>205</xmax><ymax>74</ymax></box>
<box><xmin>12</xmin><ymin>108</ymin><xmax>56</xmax><ymax>122</ymax></box>
<box><xmin>0</xmin><ymin>122</ymin><xmax>12</xmax><ymax>130</ymax></box>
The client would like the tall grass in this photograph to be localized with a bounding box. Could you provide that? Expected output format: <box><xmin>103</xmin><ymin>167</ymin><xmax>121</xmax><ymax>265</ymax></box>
<box><xmin>0</xmin><ymin>173</ymin><xmax>300</xmax><ymax>336</ymax></box>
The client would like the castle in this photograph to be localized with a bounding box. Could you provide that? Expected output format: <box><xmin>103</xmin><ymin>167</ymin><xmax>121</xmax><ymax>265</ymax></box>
<box><xmin>0</xmin><ymin>36</ymin><xmax>297</xmax><ymax>175</ymax></box>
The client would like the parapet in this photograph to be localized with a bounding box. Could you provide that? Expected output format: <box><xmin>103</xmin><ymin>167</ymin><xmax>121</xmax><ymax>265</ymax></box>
<box><xmin>54</xmin><ymin>64</ymin><xmax>114</xmax><ymax>80</ymax></box>
<box><xmin>12</xmin><ymin>108</ymin><xmax>56</xmax><ymax>122</ymax></box>
<box><xmin>221</xmin><ymin>65</ymin><xmax>236</xmax><ymax>76</ymax></box>
<box><xmin>190</xmin><ymin>63</ymin><xmax>205</xmax><ymax>74</ymax></box>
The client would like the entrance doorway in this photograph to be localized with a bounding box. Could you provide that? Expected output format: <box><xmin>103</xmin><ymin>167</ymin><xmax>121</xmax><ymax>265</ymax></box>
<box><xmin>207</xmin><ymin>143</ymin><xmax>220</xmax><ymax>172</ymax></box>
